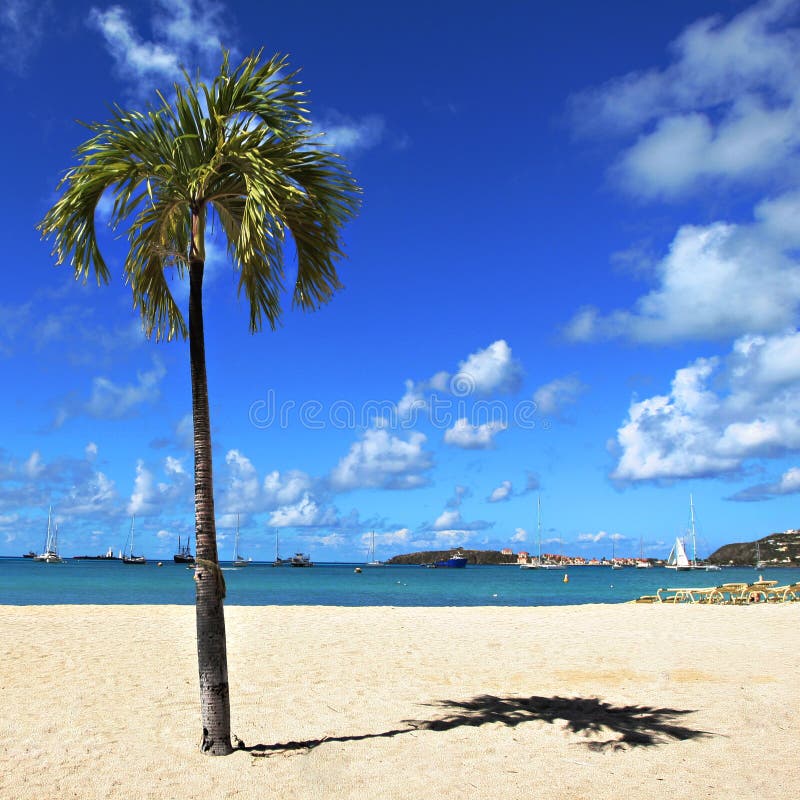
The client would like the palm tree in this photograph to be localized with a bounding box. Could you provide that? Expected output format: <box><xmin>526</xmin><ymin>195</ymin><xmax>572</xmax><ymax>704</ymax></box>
<box><xmin>38</xmin><ymin>51</ymin><xmax>361</xmax><ymax>755</ymax></box>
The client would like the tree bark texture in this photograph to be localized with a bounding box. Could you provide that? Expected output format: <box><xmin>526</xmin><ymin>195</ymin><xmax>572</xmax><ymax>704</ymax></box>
<box><xmin>189</xmin><ymin>247</ymin><xmax>233</xmax><ymax>756</ymax></box>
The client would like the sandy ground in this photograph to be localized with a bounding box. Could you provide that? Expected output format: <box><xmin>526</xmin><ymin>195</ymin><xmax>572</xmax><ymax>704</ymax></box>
<box><xmin>1</xmin><ymin>603</ymin><xmax>798</xmax><ymax>800</ymax></box>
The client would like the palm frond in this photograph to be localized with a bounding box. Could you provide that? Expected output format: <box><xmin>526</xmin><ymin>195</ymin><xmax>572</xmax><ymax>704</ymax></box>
<box><xmin>39</xmin><ymin>48</ymin><xmax>362</xmax><ymax>338</ymax></box>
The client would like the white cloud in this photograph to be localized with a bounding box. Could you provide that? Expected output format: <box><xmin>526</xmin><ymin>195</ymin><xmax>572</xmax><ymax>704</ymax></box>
<box><xmin>64</xmin><ymin>470</ymin><xmax>118</xmax><ymax>517</ymax></box>
<box><xmin>85</xmin><ymin>442</ymin><xmax>99</xmax><ymax>460</ymax></box>
<box><xmin>612</xmin><ymin>329</ymin><xmax>800</xmax><ymax>482</ymax></box>
<box><xmin>0</xmin><ymin>0</ymin><xmax>48</xmax><ymax>72</ymax></box>
<box><xmin>533</xmin><ymin>375</ymin><xmax>586</xmax><ymax>416</ymax></box>
<box><xmin>455</xmin><ymin>340</ymin><xmax>523</xmax><ymax>395</ymax></box>
<box><xmin>443</xmin><ymin>418</ymin><xmax>506</xmax><ymax>449</ymax></box>
<box><xmin>127</xmin><ymin>456</ymin><xmax>189</xmax><ymax>515</ymax></box>
<box><xmin>433</xmin><ymin>509</ymin><xmax>461</xmax><ymax>530</ymax></box>
<box><xmin>128</xmin><ymin>460</ymin><xmax>157</xmax><ymax>515</ymax></box>
<box><xmin>729</xmin><ymin>465</ymin><xmax>800</xmax><ymax>500</ymax></box>
<box><xmin>329</xmin><ymin>428</ymin><xmax>433</xmax><ymax>490</ymax></box>
<box><xmin>263</xmin><ymin>469</ymin><xmax>313</xmax><ymax>506</ymax></box>
<box><xmin>164</xmin><ymin>456</ymin><xmax>184</xmax><ymax>475</ymax></box>
<box><xmin>431</xmin><ymin>508</ymin><xmax>490</xmax><ymax>532</ymax></box>
<box><xmin>269</xmin><ymin>492</ymin><xmax>336</xmax><ymax>528</ymax></box>
<box><xmin>569</xmin><ymin>0</ymin><xmax>800</xmax><ymax>198</ymax></box>
<box><xmin>24</xmin><ymin>451</ymin><xmax>44</xmax><ymax>479</ymax></box>
<box><xmin>578</xmin><ymin>531</ymin><xmax>611</xmax><ymax>544</ymax></box>
<box><xmin>566</xmin><ymin>196</ymin><xmax>800</xmax><ymax>343</ymax></box>
<box><xmin>222</xmin><ymin>449</ymin><xmax>262</xmax><ymax>513</ymax></box>
<box><xmin>511</xmin><ymin>527</ymin><xmax>527</xmax><ymax>542</ymax></box>
<box><xmin>55</xmin><ymin>358</ymin><xmax>167</xmax><ymax>426</ymax></box>
<box><xmin>88</xmin><ymin>0</ymin><xmax>228</xmax><ymax>94</ymax></box>
<box><xmin>316</xmin><ymin>112</ymin><xmax>385</xmax><ymax>154</ymax></box>
<box><xmin>488</xmin><ymin>480</ymin><xmax>512</xmax><ymax>503</ymax></box>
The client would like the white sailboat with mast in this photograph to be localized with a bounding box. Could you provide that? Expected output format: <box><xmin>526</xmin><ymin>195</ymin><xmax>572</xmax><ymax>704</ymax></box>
<box><xmin>121</xmin><ymin>515</ymin><xmax>146</xmax><ymax>564</ymax></box>
<box><xmin>521</xmin><ymin>496</ymin><xmax>561</xmax><ymax>569</ymax></box>
<box><xmin>232</xmin><ymin>515</ymin><xmax>249</xmax><ymax>567</ymax></box>
<box><xmin>34</xmin><ymin>507</ymin><xmax>64</xmax><ymax>564</ymax></box>
<box><xmin>365</xmin><ymin>531</ymin><xmax>384</xmax><ymax>566</ymax></box>
<box><xmin>272</xmin><ymin>528</ymin><xmax>284</xmax><ymax>567</ymax></box>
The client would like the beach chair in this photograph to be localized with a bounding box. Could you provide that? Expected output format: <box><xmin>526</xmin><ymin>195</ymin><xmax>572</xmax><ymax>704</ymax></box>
<box><xmin>728</xmin><ymin>581</ymin><xmax>777</xmax><ymax>604</ymax></box>
<box><xmin>764</xmin><ymin>582</ymin><xmax>800</xmax><ymax>603</ymax></box>
<box><xmin>687</xmin><ymin>586</ymin><xmax>725</xmax><ymax>604</ymax></box>
<box><xmin>655</xmin><ymin>587</ymin><xmax>680</xmax><ymax>603</ymax></box>
<box><xmin>713</xmin><ymin>583</ymin><xmax>748</xmax><ymax>604</ymax></box>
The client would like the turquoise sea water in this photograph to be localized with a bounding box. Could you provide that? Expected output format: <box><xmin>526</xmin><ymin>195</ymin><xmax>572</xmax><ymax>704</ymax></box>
<box><xmin>2</xmin><ymin>558</ymin><xmax>799</xmax><ymax>606</ymax></box>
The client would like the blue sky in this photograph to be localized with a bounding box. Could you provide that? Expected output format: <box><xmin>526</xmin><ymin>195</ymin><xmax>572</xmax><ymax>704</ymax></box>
<box><xmin>2</xmin><ymin>0</ymin><xmax>800</xmax><ymax>562</ymax></box>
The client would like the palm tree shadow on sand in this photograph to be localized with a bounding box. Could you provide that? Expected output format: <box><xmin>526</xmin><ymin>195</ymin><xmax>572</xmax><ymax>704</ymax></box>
<box><xmin>240</xmin><ymin>694</ymin><xmax>712</xmax><ymax>757</ymax></box>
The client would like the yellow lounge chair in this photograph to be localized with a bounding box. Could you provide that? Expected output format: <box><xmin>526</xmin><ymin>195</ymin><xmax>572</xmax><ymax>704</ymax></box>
<box><xmin>764</xmin><ymin>582</ymin><xmax>800</xmax><ymax>602</ymax></box>
<box><xmin>728</xmin><ymin>580</ymin><xmax>777</xmax><ymax>604</ymax></box>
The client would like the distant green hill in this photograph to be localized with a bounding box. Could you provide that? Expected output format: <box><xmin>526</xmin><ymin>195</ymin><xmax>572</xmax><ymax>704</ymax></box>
<box><xmin>386</xmin><ymin>549</ymin><xmax>517</xmax><ymax>566</ymax></box>
<box><xmin>707</xmin><ymin>530</ymin><xmax>800</xmax><ymax>566</ymax></box>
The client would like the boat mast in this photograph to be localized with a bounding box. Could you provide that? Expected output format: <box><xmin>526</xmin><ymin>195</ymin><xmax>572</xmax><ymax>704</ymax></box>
<box><xmin>689</xmin><ymin>494</ymin><xmax>697</xmax><ymax>566</ymax></box>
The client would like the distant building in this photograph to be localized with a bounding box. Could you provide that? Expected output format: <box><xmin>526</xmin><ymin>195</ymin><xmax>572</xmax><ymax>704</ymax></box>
<box><xmin>501</xmin><ymin>548</ymin><xmax>513</xmax><ymax>556</ymax></box>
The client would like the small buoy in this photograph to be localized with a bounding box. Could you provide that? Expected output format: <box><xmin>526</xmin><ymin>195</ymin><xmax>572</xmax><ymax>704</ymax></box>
<box><xmin>157</xmin><ymin>561</ymin><xmax>163</xmax><ymax>567</ymax></box>
<box><xmin>354</xmin><ymin>567</ymin><xmax>362</xmax><ymax>573</ymax></box>
<box><xmin>562</xmin><ymin>574</ymin><xmax>569</xmax><ymax>583</ymax></box>
<box><xmin>492</xmin><ymin>593</ymin><xmax>498</xmax><ymax>598</ymax></box>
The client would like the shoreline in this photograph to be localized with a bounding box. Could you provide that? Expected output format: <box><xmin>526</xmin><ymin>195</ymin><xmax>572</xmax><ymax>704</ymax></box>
<box><xmin>2</xmin><ymin>603</ymin><xmax>798</xmax><ymax>799</ymax></box>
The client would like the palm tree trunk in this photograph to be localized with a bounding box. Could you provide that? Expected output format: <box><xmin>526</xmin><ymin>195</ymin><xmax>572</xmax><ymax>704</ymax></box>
<box><xmin>189</xmin><ymin>246</ymin><xmax>233</xmax><ymax>756</ymax></box>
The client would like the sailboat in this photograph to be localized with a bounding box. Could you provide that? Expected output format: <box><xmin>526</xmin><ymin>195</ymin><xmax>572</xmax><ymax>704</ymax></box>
<box><xmin>521</xmin><ymin>496</ymin><xmax>561</xmax><ymax>569</ymax></box>
<box><xmin>611</xmin><ymin>538</ymin><xmax>623</xmax><ymax>569</ymax></box>
<box><xmin>232</xmin><ymin>515</ymin><xmax>249</xmax><ymax>567</ymax></box>
<box><xmin>667</xmin><ymin>495</ymin><xmax>717</xmax><ymax>570</ymax></box>
<box><xmin>173</xmin><ymin>535</ymin><xmax>194</xmax><ymax>564</ymax></box>
<box><xmin>33</xmin><ymin>507</ymin><xmax>64</xmax><ymax>563</ymax></box>
<box><xmin>272</xmin><ymin>528</ymin><xmax>284</xmax><ymax>567</ymax></box>
<box><xmin>665</xmin><ymin>536</ymin><xmax>691</xmax><ymax>570</ymax></box>
<box><xmin>754</xmin><ymin>540</ymin><xmax>767</xmax><ymax>570</ymax></box>
<box><xmin>365</xmin><ymin>531</ymin><xmax>384</xmax><ymax>566</ymax></box>
<box><xmin>635</xmin><ymin>537</ymin><xmax>652</xmax><ymax>568</ymax></box>
<box><xmin>121</xmin><ymin>515</ymin><xmax>146</xmax><ymax>564</ymax></box>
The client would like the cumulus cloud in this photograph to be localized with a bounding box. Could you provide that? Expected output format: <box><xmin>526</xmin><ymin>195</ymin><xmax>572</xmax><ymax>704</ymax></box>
<box><xmin>565</xmin><ymin>193</ymin><xmax>800</xmax><ymax>343</ymax></box>
<box><xmin>728</xmin><ymin>465</ymin><xmax>800</xmax><ymax>501</ymax></box>
<box><xmin>329</xmin><ymin>428</ymin><xmax>433</xmax><ymax>490</ymax></box>
<box><xmin>533</xmin><ymin>374</ymin><xmax>587</xmax><ymax>416</ymax></box>
<box><xmin>315</xmin><ymin>112</ymin><xmax>385</xmax><ymax>154</ymax></box>
<box><xmin>443</xmin><ymin>419</ymin><xmax>506</xmax><ymax>449</ymax></box>
<box><xmin>88</xmin><ymin>0</ymin><xmax>229</xmax><ymax>94</ymax></box>
<box><xmin>511</xmin><ymin>527</ymin><xmax>527</xmax><ymax>542</ymax></box>
<box><xmin>268</xmin><ymin>492</ymin><xmax>338</xmax><ymax>528</ymax></box>
<box><xmin>127</xmin><ymin>456</ymin><xmax>189</xmax><ymax>515</ymax></box>
<box><xmin>56</xmin><ymin>358</ymin><xmax>167</xmax><ymax>427</ymax></box>
<box><xmin>569</xmin><ymin>0</ymin><xmax>800</xmax><ymax>198</ymax></box>
<box><xmin>487</xmin><ymin>480</ymin><xmax>512</xmax><ymax>503</ymax></box>
<box><xmin>0</xmin><ymin>0</ymin><xmax>48</xmax><ymax>72</ymax></box>
<box><xmin>454</xmin><ymin>340</ymin><xmax>524</xmax><ymax>395</ymax></box>
<box><xmin>612</xmin><ymin>329</ymin><xmax>800</xmax><ymax>482</ymax></box>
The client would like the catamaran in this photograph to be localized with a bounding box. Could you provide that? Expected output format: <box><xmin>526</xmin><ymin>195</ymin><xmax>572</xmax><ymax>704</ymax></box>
<box><xmin>365</xmin><ymin>531</ymin><xmax>384</xmax><ymax>566</ymax></box>
<box><xmin>33</xmin><ymin>507</ymin><xmax>64</xmax><ymax>564</ymax></box>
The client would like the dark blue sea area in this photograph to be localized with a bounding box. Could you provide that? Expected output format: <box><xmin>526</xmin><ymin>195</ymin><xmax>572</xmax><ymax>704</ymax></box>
<box><xmin>2</xmin><ymin>558</ymin><xmax>799</xmax><ymax>606</ymax></box>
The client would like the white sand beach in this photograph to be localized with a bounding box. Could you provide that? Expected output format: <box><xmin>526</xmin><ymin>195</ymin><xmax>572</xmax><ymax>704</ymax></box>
<box><xmin>1</xmin><ymin>603</ymin><xmax>798</xmax><ymax>800</ymax></box>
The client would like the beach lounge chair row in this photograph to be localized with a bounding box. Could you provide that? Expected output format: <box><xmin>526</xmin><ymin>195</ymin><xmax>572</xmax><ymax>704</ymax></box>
<box><xmin>634</xmin><ymin>580</ymin><xmax>800</xmax><ymax>604</ymax></box>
